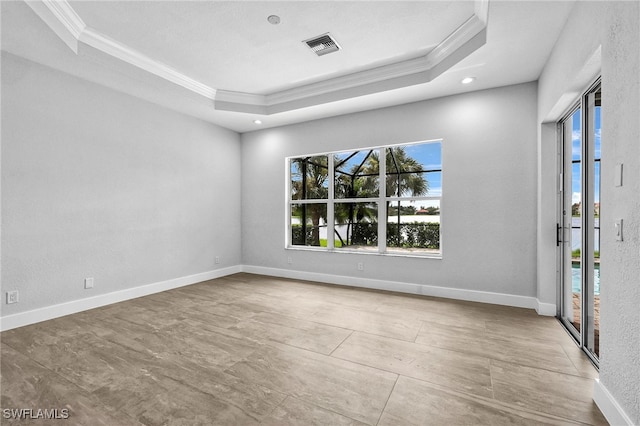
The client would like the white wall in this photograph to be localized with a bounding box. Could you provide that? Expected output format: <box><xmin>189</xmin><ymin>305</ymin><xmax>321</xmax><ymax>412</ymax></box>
<box><xmin>600</xmin><ymin>2</ymin><xmax>640</xmax><ymax>423</ymax></box>
<box><xmin>538</xmin><ymin>1</ymin><xmax>640</xmax><ymax>423</ymax></box>
<box><xmin>536</xmin><ymin>1</ymin><xmax>607</xmax><ymax>313</ymax></box>
<box><xmin>241</xmin><ymin>82</ymin><xmax>538</xmax><ymax>302</ymax></box>
<box><xmin>1</xmin><ymin>53</ymin><xmax>242</xmax><ymax>321</ymax></box>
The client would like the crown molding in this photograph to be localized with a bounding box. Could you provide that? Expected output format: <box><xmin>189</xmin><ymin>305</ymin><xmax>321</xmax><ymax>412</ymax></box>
<box><xmin>79</xmin><ymin>29</ymin><xmax>216</xmax><ymax>99</ymax></box>
<box><xmin>26</xmin><ymin>0</ymin><xmax>216</xmax><ymax>100</ymax></box>
<box><xmin>215</xmin><ymin>0</ymin><xmax>490</xmax><ymax>114</ymax></box>
<box><xmin>25</xmin><ymin>0</ymin><xmax>85</xmax><ymax>53</ymax></box>
<box><xmin>214</xmin><ymin>91</ymin><xmax>268</xmax><ymax>115</ymax></box>
<box><xmin>268</xmin><ymin>55</ymin><xmax>430</xmax><ymax>105</ymax></box>
<box><xmin>423</xmin><ymin>14</ymin><xmax>485</xmax><ymax>69</ymax></box>
<box><xmin>27</xmin><ymin>0</ymin><xmax>489</xmax><ymax>116</ymax></box>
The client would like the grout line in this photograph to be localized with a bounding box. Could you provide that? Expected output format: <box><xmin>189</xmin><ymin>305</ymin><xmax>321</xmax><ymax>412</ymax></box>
<box><xmin>263</xmin><ymin>394</ymin><xmax>291</xmax><ymax>419</ymax></box>
<box><xmin>393</xmin><ymin>374</ymin><xmax>586</xmax><ymax>425</ymax></box>
<box><xmin>286</xmin><ymin>395</ymin><xmax>371</xmax><ymax>425</ymax></box>
<box><xmin>409</xmin><ymin>327</ymin><xmax>596</xmax><ymax>379</ymax></box>
<box><xmin>2</xmin><ymin>274</ymin><xmax>602</xmax><ymax>425</ymax></box>
<box><xmin>2</xmin><ymin>335</ymin><xmax>144</xmax><ymax>424</ymax></box>
<box><xmin>328</xmin><ymin>330</ymin><xmax>354</xmax><ymax>356</ymax></box>
<box><xmin>375</xmin><ymin>374</ymin><xmax>400</xmax><ymax>426</ymax></box>
<box><xmin>488</xmin><ymin>359</ymin><xmax>496</xmax><ymax>400</ymax></box>
<box><xmin>558</xmin><ymin>340</ymin><xmax>599</xmax><ymax>379</ymax></box>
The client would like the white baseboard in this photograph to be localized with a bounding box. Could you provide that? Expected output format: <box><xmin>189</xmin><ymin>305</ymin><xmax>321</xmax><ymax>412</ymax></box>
<box><xmin>593</xmin><ymin>378</ymin><xmax>635</xmax><ymax>426</ymax></box>
<box><xmin>535</xmin><ymin>300</ymin><xmax>557</xmax><ymax>316</ymax></box>
<box><xmin>0</xmin><ymin>266</ymin><xmax>242</xmax><ymax>332</ymax></box>
<box><xmin>241</xmin><ymin>265</ymin><xmax>540</xmax><ymax>311</ymax></box>
<box><xmin>0</xmin><ymin>265</ymin><xmax>557</xmax><ymax>332</ymax></box>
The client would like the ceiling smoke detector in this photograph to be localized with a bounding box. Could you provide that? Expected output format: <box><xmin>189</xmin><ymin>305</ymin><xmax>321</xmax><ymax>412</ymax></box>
<box><xmin>267</xmin><ymin>15</ymin><xmax>280</xmax><ymax>25</ymax></box>
<box><xmin>303</xmin><ymin>33</ymin><xmax>340</xmax><ymax>57</ymax></box>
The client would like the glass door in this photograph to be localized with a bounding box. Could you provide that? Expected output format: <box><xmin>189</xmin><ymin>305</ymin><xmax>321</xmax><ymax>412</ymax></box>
<box><xmin>585</xmin><ymin>85</ymin><xmax>601</xmax><ymax>359</ymax></box>
<box><xmin>559</xmin><ymin>80</ymin><xmax>601</xmax><ymax>364</ymax></box>
<box><xmin>560</xmin><ymin>106</ymin><xmax>582</xmax><ymax>340</ymax></box>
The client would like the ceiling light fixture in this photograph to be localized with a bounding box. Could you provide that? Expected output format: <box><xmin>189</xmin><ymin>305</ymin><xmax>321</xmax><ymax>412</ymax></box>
<box><xmin>267</xmin><ymin>15</ymin><xmax>280</xmax><ymax>25</ymax></box>
<box><xmin>253</xmin><ymin>119</ymin><xmax>262</xmax><ymax>125</ymax></box>
<box><xmin>461</xmin><ymin>77</ymin><xmax>475</xmax><ymax>84</ymax></box>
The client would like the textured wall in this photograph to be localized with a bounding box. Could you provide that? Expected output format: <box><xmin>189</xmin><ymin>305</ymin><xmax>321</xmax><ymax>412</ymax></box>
<box><xmin>600</xmin><ymin>2</ymin><xmax>640</xmax><ymax>422</ymax></box>
<box><xmin>241</xmin><ymin>83</ymin><xmax>538</xmax><ymax>298</ymax></box>
<box><xmin>538</xmin><ymin>1</ymin><xmax>640</xmax><ymax>422</ymax></box>
<box><xmin>1</xmin><ymin>53</ymin><xmax>242</xmax><ymax>316</ymax></box>
<box><xmin>536</xmin><ymin>1</ymin><xmax>607</xmax><ymax>309</ymax></box>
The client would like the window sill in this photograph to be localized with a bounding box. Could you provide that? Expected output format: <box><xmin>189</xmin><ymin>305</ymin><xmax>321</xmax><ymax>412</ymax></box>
<box><xmin>285</xmin><ymin>246</ymin><xmax>442</xmax><ymax>260</ymax></box>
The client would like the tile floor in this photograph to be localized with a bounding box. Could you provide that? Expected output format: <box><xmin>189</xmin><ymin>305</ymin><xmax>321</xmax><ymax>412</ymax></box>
<box><xmin>0</xmin><ymin>273</ymin><xmax>607</xmax><ymax>425</ymax></box>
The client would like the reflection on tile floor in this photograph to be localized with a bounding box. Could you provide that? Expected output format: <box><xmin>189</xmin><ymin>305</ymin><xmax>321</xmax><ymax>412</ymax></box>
<box><xmin>1</xmin><ymin>273</ymin><xmax>606</xmax><ymax>425</ymax></box>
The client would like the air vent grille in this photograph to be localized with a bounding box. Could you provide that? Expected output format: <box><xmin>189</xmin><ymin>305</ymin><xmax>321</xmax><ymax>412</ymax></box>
<box><xmin>304</xmin><ymin>33</ymin><xmax>340</xmax><ymax>57</ymax></box>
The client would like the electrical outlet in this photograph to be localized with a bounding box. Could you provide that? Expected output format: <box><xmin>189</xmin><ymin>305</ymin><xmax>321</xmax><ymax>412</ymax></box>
<box><xmin>6</xmin><ymin>290</ymin><xmax>19</xmax><ymax>304</ymax></box>
<box><xmin>215</xmin><ymin>256</ymin><xmax>220</xmax><ymax>264</ymax></box>
<box><xmin>287</xmin><ymin>256</ymin><xmax>292</xmax><ymax>264</ymax></box>
<box><xmin>357</xmin><ymin>262</ymin><xmax>364</xmax><ymax>271</ymax></box>
<box><xmin>84</xmin><ymin>277</ymin><xmax>94</xmax><ymax>289</ymax></box>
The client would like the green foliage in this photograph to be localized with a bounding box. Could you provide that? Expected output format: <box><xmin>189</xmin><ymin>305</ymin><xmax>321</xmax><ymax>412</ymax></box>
<box><xmin>290</xmin><ymin>156</ymin><xmax>329</xmax><ymax>200</ymax></box>
<box><xmin>571</xmin><ymin>203</ymin><xmax>581</xmax><ymax>216</ymax></box>
<box><xmin>291</xmin><ymin>224</ymin><xmax>323</xmax><ymax>247</ymax></box>
<box><xmin>570</xmin><ymin>248</ymin><xmax>600</xmax><ymax>259</ymax></box>
<box><xmin>387</xmin><ymin>222</ymin><xmax>440</xmax><ymax>249</ymax></box>
<box><xmin>386</xmin><ymin>147</ymin><xmax>429</xmax><ymax>197</ymax></box>
<box><xmin>293</xmin><ymin>222</ymin><xmax>441</xmax><ymax>250</ymax></box>
<box><xmin>350</xmin><ymin>223</ymin><xmax>378</xmax><ymax>246</ymax></box>
<box><xmin>291</xmin><ymin>147</ymin><xmax>432</xmax><ymax>248</ymax></box>
<box><xmin>388</xmin><ymin>205</ymin><xmax>417</xmax><ymax>215</ymax></box>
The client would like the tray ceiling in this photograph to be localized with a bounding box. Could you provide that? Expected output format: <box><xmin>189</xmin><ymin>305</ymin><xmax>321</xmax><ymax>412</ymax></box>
<box><xmin>1</xmin><ymin>1</ymin><xmax>575</xmax><ymax>132</ymax></box>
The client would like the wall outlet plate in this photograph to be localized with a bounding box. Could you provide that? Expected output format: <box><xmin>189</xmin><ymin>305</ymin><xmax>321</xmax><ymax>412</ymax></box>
<box><xmin>85</xmin><ymin>277</ymin><xmax>94</xmax><ymax>289</ymax></box>
<box><xmin>6</xmin><ymin>290</ymin><xmax>19</xmax><ymax>304</ymax></box>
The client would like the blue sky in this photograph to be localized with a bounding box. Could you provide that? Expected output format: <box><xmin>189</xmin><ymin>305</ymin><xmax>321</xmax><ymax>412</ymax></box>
<box><xmin>571</xmin><ymin>107</ymin><xmax>601</xmax><ymax>205</ymax></box>
<box><xmin>333</xmin><ymin>142</ymin><xmax>443</xmax><ymax>197</ymax></box>
<box><xmin>403</xmin><ymin>141</ymin><xmax>442</xmax><ymax>197</ymax></box>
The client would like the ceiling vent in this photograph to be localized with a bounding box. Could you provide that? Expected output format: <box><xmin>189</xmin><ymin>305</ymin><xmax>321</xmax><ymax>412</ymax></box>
<box><xmin>303</xmin><ymin>33</ymin><xmax>340</xmax><ymax>57</ymax></box>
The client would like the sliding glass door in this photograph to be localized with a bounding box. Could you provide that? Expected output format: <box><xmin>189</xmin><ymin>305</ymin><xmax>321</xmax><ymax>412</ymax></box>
<box><xmin>559</xmin><ymin>79</ymin><xmax>601</xmax><ymax>364</ymax></box>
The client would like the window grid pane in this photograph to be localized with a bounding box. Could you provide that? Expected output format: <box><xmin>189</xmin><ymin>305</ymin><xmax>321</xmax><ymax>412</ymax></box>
<box><xmin>334</xmin><ymin>202</ymin><xmax>378</xmax><ymax>250</ymax></box>
<box><xmin>291</xmin><ymin>156</ymin><xmax>329</xmax><ymax>200</ymax></box>
<box><xmin>291</xmin><ymin>203</ymin><xmax>327</xmax><ymax>247</ymax></box>
<box><xmin>288</xmin><ymin>140</ymin><xmax>442</xmax><ymax>256</ymax></box>
<box><xmin>335</xmin><ymin>150</ymin><xmax>380</xmax><ymax>199</ymax></box>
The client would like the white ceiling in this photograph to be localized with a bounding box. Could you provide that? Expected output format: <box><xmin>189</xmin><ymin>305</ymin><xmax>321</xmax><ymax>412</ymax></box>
<box><xmin>69</xmin><ymin>1</ymin><xmax>476</xmax><ymax>95</ymax></box>
<box><xmin>1</xmin><ymin>1</ymin><xmax>575</xmax><ymax>133</ymax></box>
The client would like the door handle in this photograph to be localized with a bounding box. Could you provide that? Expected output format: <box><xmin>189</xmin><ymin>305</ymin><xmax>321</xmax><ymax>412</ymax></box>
<box><xmin>556</xmin><ymin>223</ymin><xmax>562</xmax><ymax>246</ymax></box>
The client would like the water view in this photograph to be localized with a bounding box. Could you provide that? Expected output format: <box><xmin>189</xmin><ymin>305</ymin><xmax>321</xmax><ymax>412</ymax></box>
<box><xmin>572</xmin><ymin>264</ymin><xmax>600</xmax><ymax>295</ymax></box>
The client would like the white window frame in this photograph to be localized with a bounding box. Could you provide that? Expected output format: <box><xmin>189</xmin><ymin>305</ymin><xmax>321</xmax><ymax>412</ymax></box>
<box><xmin>286</xmin><ymin>139</ymin><xmax>443</xmax><ymax>258</ymax></box>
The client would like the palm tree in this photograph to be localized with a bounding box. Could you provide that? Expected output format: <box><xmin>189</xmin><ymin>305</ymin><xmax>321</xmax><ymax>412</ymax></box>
<box><xmin>386</xmin><ymin>147</ymin><xmax>428</xmax><ymax>197</ymax></box>
<box><xmin>291</xmin><ymin>156</ymin><xmax>328</xmax><ymax>246</ymax></box>
<box><xmin>333</xmin><ymin>148</ymin><xmax>428</xmax><ymax>247</ymax></box>
<box><xmin>334</xmin><ymin>150</ymin><xmax>378</xmax><ymax>246</ymax></box>
<box><xmin>385</xmin><ymin>147</ymin><xmax>428</xmax><ymax>245</ymax></box>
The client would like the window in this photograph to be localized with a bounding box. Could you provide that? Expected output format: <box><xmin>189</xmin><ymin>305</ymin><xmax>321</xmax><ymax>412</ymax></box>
<box><xmin>558</xmin><ymin>78</ymin><xmax>602</xmax><ymax>365</ymax></box>
<box><xmin>290</xmin><ymin>155</ymin><xmax>328</xmax><ymax>247</ymax></box>
<box><xmin>288</xmin><ymin>140</ymin><xmax>442</xmax><ymax>256</ymax></box>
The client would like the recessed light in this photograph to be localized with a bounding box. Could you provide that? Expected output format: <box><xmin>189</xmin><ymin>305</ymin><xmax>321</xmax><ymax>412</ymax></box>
<box><xmin>461</xmin><ymin>77</ymin><xmax>475</xmax><ymax>84</ymax></box>
<box><xmin>253</xmin><ymin>119</ymin><xmax>262</xmax><ymax>125</ymax></box>
<box><xmin>267</xmin><ymin>15</ymin><xmax>280</xmax><ymax>25</ymax></box>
